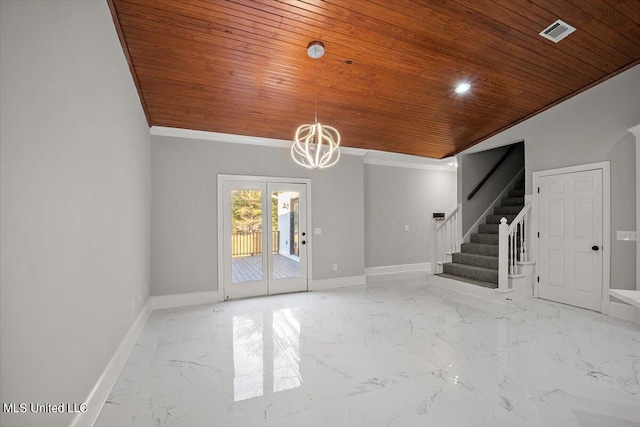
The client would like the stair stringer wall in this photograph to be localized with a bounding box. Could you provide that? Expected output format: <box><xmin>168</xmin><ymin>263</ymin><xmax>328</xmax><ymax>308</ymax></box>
<box><xmin>462</xmin><ymin>168</ymin><xmax>524</xmax><ymax>244</ymax></box>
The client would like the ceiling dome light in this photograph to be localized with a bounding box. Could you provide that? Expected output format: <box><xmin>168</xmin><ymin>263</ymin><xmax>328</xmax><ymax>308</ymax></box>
<box><xmin>455</xmin><ymin>83</ymin><xmax>471</xmax><ymax>94</ymax></box>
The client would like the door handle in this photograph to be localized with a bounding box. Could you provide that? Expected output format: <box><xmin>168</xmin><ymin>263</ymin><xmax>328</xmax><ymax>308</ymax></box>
<box><xmin>301</xmin><ymin>240</ymin><xmax>306</xmax><ymax>245</ymax></box>
<box><xmin>591</xmin><ymin>245</ymin><xmax>599</xmax><ymax>251</ymax></box>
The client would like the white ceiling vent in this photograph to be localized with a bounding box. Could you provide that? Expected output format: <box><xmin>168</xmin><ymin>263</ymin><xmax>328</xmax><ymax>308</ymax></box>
<box><xmin>539</xmin><ymin>19</ymin><xmax>576</xmax><ymax>43</ymax></box>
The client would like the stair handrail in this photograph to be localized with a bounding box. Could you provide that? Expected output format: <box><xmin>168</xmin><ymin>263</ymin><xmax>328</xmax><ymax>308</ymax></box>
<box><xmin>436</xmin><ymin>206</ymin><xmax>459</xmax><ymax>231</ymax></box>
<box><xmin>467</xmin><ymin>145</ymin><xmax>517</xmax><ymax>201</ymax></box>
<box><xmin>431</xmin><ymin>204</ymin><xmax>461</xmax><ymax>275</ymax></box>
<box><xmin>498</xmin><ymin>202</ymin><xmax>531</xmax><ymax>291</ymax></box>
<box><xmin>507</xmin><ymin>202</ymin><xmax>531</xmax><ymax>234</ymax></box>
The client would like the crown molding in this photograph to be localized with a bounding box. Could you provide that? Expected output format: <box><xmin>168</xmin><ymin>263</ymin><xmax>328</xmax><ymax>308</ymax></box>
<box><xmin>150</xmin><ymin>126</ymin><xmax>368</xmax><ymax>156</ymax></box>
<box><xmin>149</xmin><ymin>126</ymin><xmax>456</xmax><ymax>170</ymax></box>
<box><xmin>363</xmin><ymin>150</ymin><xmax>457</xmax><ymax>171</ymax></box>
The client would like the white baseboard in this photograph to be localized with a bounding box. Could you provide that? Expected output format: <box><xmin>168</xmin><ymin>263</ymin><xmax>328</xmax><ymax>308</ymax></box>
<box><xmin>430</xmin><ymin>274</ymin><xmax>509</xmax><ymax>304</ymax></box>
<box><xmin>69</xmin><ymin>300</ymin><xmax>153</xmax><ymax>427</ymax></box>
<box><xmin>365</xmin><ymin>262</ymin><xmax>431</xmax><ymax>276</ymax></box>
<box><xmin>608</xmin><ymin>300</ymin><xmax>637</xmax><ymax>322</ymax></box>
<box><xmin>150</xmin><ymin>290</ymin><xmax>222</xmax><ymax>310</ymax></box>
<box><xmin>365</xmin><ymin>263</ymin><xmax>431</xmax><ymax>282</ymax></box>
<box><xmin>309</xmin><ymin>275</ymin><xmax>366</xmax><ymax>291</ymax></box>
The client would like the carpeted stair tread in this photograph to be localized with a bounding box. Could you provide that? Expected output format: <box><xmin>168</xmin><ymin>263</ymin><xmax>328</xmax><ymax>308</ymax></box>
<box><xmin>436</xmin><ymin>273</ymin><xmax>498</xmax><ymax>289</ymax></box>
<box><xmin>478</xmin><ymin>223</ymin><xmax>500</xmax><ymax>234</ymax></box>
<box><xmin>486</xmin><ymin>214</ymin><xmax>516</xmax><ymax>224</ymax></box>
<box><xmin>442</xmin><ymin>263</ymin><xmax>498</xmax><ymax>284</ymax></box>
<box><xmin>452</xmin><ymin>252</ymin><xmax>499</xmax><ymax>270</ymax></box>
<box><xmin>494</xmin><ymin>205</ymin><xmax>524</xmax><ymax>215</ymax></box>
<box><xmin>461</xmin><ymin>242</ymin><xmax>499</xmax><ymax>257</ymax></box>
<box><xmin>502</xmin><ymin>197</ymin><xmax>524</xmax><ymax>206</ymax></box>
<box><xmin>440</xmin><ymin>172</ymin><xmax>524</xmax><ymax>291</ymax></box>
<box><xmin>471</xmin><ymin>233</ymin><xmax>499</xmax><ymax>245</ymax></box>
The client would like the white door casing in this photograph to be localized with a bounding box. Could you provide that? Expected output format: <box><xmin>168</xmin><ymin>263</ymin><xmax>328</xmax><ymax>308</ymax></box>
<box><xmin>535</xmin><ymin>163</ymin><xmax>610</xmax><ymax>312</ymax></box>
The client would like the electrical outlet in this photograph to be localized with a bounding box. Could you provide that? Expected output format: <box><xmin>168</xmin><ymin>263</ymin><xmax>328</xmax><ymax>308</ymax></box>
<box><xmin>404</xmin><ymin>225</ymin><xmax>410</xmax><ymax>231</ymax></box>
<box><xmin>617</xmin><ymin>231</ymin><xmax>636</xmax><ymax>241</ymax></box>
<box><xmin>332</xmin><ymin>263</ymin><xmax>338</xmax><ymax>271</ymax></box>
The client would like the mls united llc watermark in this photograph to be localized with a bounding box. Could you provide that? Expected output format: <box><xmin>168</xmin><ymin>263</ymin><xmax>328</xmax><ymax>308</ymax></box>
<box><xmin>3</xmin><ymin>402</ymin><xmax>87</xmax><ymax>414</ymax></box>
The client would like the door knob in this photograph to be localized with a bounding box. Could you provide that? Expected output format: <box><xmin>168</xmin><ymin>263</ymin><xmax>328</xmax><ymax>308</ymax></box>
<box><xmin>301</xmin><ymin>232</ymin><xmax>306</xmax><ymax>236</ymax></box>
<box><xmin>591</xmin><ymin>245</ymin><xmax>600</xmax><ymax>251</ymax></box>
<box><xmin>301</xmin><ymin>240</ymin><xmax>306</xmax><ymax>245</ymax></box>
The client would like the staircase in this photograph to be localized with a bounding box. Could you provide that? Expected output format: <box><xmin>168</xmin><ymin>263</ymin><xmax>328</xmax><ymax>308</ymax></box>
<box><xmin>437</xmin><ymin>176</ymin><xmax>525</xmax><ymax>289</ymax></box>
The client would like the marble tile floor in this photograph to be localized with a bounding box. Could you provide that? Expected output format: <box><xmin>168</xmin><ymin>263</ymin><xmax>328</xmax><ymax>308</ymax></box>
<box><xmin>95</xmin><ymin>277</ymin><xmax>640</xmax><ymax>427</ymax></box>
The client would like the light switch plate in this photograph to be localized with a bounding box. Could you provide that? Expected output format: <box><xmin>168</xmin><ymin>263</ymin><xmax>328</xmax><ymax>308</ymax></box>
<box><xmin>314</xmin><ymin>227</ymin><xmax>322</xmax><ymax>235</ymax></box>
<box><xmin>404</xmin><ymin>225</ymin><xmax>410</xmax><ymax>231</ymax></box>
<box><xmin>616</xmin><ymin>231</ymin><xmax>636</xmax><ymax>241</ymax></box>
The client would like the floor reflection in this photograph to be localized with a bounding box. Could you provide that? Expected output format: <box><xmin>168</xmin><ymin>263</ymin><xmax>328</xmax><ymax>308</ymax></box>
<box><xmin>273</xmin><ymin>308</ymin><xmax>302</xmax><ymax>393</ymax></box>
<box><xmin>232</xmin><ymin>313</ymin><xmax>264</xmax><ymax>401</ymax></box>
<box><xmin>232</xmin><ymin>308</ymin><xmax>301</xmax><ymax>401</ymax></box>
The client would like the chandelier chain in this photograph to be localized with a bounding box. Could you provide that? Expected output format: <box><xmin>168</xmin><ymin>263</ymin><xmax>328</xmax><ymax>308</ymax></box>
<box><xmin>314</xmin><ymin>55</ymin><xmax>318</xmax><ymax>124</ymax></box>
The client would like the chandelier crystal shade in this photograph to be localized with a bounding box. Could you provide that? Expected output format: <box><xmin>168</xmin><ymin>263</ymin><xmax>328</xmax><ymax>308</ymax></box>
<box><xmin>291</xmin><ymin>41</ymin><xmax>341</xmax><ymax>169</ymax></box>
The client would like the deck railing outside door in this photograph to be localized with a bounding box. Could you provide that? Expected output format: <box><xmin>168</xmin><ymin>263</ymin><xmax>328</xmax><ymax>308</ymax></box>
<box><xmin>232</xmin><ymin>231</ymin><xmax>280</xmax><ymax>256</ymax></box>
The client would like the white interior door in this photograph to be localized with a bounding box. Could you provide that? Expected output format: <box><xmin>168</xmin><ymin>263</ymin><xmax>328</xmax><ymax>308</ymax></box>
<box><xmin>223</xmin><ymin>179</ymin><xmax>308</xmax><ymax>300</ymax></box>
<box><xmin>538</xmin><ymin>169</ymin><xmax>603</xmax><ymax>311</ymax></box>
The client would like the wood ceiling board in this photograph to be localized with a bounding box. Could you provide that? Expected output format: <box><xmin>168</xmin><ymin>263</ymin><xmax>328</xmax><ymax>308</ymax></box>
<box><xmin>109</xmin><ymin>0</ymin><xmax>640</xmax><ymax>159</ymax></box>
<box><xmin>115</xmin><ymin>1</ymin><xmax>580</xmax><ymax>104</ymax></box>
<box><xmin>613</xmin><ymin>1</ymin><xmax>640</xmax><ymax>25</ymax></box>
<box><xmin>496</xmin><ymin>0</ymin><xmax>632</xmax><ymax>71</ymax></box>
<box><xmin>450</xmin><ymin>0</ymin><xmax>627</xmax><ymax>74</ymax></box>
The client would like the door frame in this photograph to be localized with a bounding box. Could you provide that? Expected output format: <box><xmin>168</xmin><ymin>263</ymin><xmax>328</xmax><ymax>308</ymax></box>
<box><xmin>532</xmin><ymin>161</ymin><xmax>610</xmax><ymax>314</ymax></box>
<box><xmin>217</xmin><ymin>174</ymin><xmax>312</xmax><ymax>300</ymax></box>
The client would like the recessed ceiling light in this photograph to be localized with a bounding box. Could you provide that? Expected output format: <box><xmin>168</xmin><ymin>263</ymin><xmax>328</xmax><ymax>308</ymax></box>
<box><xmin>455</xmin><ymin>83</ymin><xmax>471</xmax><ymax>94</ymax></box>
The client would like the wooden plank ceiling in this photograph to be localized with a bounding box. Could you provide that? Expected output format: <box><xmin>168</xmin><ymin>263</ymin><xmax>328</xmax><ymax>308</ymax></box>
<box><xmin>109</xmin><ymin>0</ymin><xmax>640</xmax><ymax>159</ymax></box>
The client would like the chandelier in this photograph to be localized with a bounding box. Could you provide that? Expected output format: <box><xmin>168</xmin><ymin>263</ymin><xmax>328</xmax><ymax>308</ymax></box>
<box><xmin>291</xmin><ymin>41</ymin><xmax>341</xmax><ymax>169</ymax></box>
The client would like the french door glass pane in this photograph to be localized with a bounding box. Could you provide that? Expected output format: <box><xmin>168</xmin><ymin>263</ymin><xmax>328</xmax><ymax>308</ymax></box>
<box><xmin>231</xmin><ymin>190</ymin><xmax>263</xmax><ymax>283</ymax></box>
<box><xmin>272</xmin><ymin>191</ymin><xmax>301</xmax><ymax>280</ymax></box>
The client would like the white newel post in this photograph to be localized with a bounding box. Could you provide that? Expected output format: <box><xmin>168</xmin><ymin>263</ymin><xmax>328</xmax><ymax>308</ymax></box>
<box><xmin>431</xmin><ymin>220</ymin><xmax>437</xmax><ymax>275</ymax></box>
<box><xmin>498</xmin><ymin>217</ymin><xmax>509</xmax><ymax>291</ymax></box>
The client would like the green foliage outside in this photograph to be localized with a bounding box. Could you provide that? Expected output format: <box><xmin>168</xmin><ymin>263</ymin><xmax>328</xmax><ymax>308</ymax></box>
<box><xmin>231</xmin><ymin>190</ymin><xmax>278</xmax><ymax>233</ymax></box>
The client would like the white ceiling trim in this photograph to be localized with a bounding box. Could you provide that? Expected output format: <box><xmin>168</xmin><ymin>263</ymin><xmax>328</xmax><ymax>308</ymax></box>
<box><xmin>150</xmin><ymin>126</ymin><xmax>456</xmax><ymax>170</ymax></box>
<box><xmin>363</xmin><ymin>150</ymin><xmax>457</xmax><ymax>171</ymax></box>
<box><xmin>150</xmin><ymin>126</ymin><xmax>367</xmax><ymax>155</ymax></box>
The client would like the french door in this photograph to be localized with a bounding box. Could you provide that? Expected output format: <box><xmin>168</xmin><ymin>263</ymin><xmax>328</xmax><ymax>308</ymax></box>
<box><xmin>222</xmin><ymin>179</ymin><xmax>308</xmax><ymax>300</ymax></box>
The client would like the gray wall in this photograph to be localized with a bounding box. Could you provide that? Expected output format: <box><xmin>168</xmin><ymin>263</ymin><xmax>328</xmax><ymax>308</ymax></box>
<box><xmin>364</xmin><ymin>165</ymin><xmax>457</xmax><ymax>268</ymax></box>
<box><xmin>0</xmin><ymin>2</ymin><xmax>151</xmax><ymax>427</ymax></box>
<box><xmin>462</xmin><ymin>65</ymin><xmax>639</xmax><ymax>291</ymax></box>
<box><xmin>151</xmin><ymin>136</ymin><xmax>365</xmax><ymax>296</ymax></box>
<box><xmin>459</xmin><ymin>143</ymin><xmax>524</xmax><ymax>235</ymax></box>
